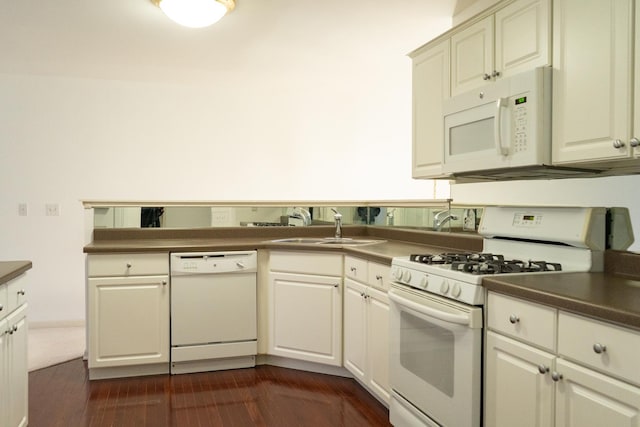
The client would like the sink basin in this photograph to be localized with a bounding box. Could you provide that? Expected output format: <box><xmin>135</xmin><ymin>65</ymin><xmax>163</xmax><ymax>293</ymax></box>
<box><xmin>270</xmin><ymin>237</ymin><xmax>384</xmax><ymax>246</ymax></box>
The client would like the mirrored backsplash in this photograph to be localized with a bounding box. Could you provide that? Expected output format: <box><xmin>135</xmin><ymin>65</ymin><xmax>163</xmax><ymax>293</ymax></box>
<box><xmin>93</xmin><ymin>203</ymin><xmax>484</xmax><ymax>233</ymax></box>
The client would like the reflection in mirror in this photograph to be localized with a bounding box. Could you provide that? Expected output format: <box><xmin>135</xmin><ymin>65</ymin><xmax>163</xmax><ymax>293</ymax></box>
<box><xmin>93</xmin><ymin>204</ymin><xmax>483</xmax><ymax>232</ymax></box>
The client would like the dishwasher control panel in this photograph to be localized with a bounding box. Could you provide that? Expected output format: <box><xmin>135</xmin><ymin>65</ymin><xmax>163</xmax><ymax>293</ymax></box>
<box><xmin>171</xmin><ymin>251</ymin><xmax>257</xmax><ymax>274</ymax></box>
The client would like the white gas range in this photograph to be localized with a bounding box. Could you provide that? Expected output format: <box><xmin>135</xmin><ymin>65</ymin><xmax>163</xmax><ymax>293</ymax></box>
<box><xmin>388</xmin><ymin>206</ymin><xmax>618</xmax><ymax>427</ymax></box>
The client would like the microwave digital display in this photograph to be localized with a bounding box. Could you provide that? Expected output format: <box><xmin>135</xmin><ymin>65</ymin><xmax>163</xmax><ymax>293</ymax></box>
<box><xmin>515</xmin><ymin>96</ymin><xmax>527</xmax><ymax>105</ymax></box>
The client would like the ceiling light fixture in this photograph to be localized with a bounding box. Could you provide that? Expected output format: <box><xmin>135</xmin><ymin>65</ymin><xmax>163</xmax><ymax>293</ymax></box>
<box><xmin>151</xmin><ymin>0</ymin><xmax>235</xmax><ymax>28</ymax></box>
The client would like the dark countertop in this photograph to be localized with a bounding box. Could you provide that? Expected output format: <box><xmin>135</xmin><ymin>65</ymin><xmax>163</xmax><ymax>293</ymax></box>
<box><xmin>484</xmin><ymin>271</ymin><xmax>640</xmax><ymax>330</ymax></box>
<box><xmin>0</xmin><ymin>261</ymin><xmax>32</xmax><ymax>285</ymax></box>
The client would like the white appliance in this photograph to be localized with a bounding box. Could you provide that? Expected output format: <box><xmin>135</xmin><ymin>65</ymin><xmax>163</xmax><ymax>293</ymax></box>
<box><xmin>388</xmin><ymin>206</ymin><xmax>621</xmax><ymax>427</ymax></box>
<box><xmin>170</xmin><ymin>251</ymin><xmax>257</xmax><ymax>375</ymax></box>
<box><xmin>442</xmin><ymin>67</ymin><xmax>601</xmax><ymax>180</ymax></box>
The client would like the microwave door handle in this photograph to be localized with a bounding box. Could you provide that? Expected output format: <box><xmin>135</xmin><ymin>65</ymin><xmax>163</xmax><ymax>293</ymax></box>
<box><xmin>494</xmin><ymin>97</ymin><xmax>509</xmax><ymax>156</ymax></box>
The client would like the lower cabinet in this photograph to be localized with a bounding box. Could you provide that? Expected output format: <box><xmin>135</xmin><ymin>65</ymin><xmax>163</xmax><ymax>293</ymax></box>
<box><xmin>486</xmin><ymin>291</ymin><xmax>640</xmax><ymax>427</ymax></box>
<box><xmin>343</xmin><ymin>256</ymin><xmax>390</xmax><ymax>404</ymax></box>
<box><xmin>87</xmin><ymin>253</ymin><xmax>170</xmax><ymax>379</ymax></box>
<box><xmin>0</xmin><ymin>276</ymin><xmax>28</xmax><ymax>427</ymax></box>
<box><xmin>268</xmin><ymin>251</ymin><xmax>343</xmax><ymax>367</ymax></box>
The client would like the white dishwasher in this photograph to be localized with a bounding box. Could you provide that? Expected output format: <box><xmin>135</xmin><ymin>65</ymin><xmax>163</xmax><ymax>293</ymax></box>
<box><xmin>170</xmin><ymin>251</ymin><xmax>257</xmax><ymax>375</ymax></box>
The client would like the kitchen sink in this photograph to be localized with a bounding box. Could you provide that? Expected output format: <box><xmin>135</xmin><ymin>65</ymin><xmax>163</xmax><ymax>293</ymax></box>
<box><xmin>269</xmin><ymin>237</ymin><xmax>384</xmax><ymax>246</ymax></box>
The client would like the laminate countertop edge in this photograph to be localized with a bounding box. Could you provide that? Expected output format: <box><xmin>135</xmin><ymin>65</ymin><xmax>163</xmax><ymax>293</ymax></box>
<box><xmin>0</xmin><ymin>261</ymin><xmax>33</xmax><ymax>285</ymax></box>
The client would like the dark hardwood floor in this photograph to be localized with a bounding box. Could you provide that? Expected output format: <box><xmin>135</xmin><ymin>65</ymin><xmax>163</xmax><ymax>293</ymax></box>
<box><xmin>29</xmin><ymin>358</ymin><xmax>391</xmax><ymax>426</ymax></box>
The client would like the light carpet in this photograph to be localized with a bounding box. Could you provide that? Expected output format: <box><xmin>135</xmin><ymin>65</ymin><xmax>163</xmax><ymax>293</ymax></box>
<box><xmin>28</xmin><ymin>326</ymin><xmax>86</xmax><ymax>372</ymax></box>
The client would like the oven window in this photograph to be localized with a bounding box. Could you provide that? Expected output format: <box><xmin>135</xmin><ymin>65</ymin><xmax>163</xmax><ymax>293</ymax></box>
<box><xmin>449</xmin><ymin>117</ymin><xmax>494</xmax><ymax>155</ymax></box>
<box><xmin>400</xmin><ymin>311</ymin><xmax>454</xmax><ymax>397</ymax></box>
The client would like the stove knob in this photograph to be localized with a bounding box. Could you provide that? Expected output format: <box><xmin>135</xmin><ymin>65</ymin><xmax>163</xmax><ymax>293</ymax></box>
<box><xmin>402</xmin><ymin>270</ymin><xmax>412</xmax><ymax>282</ymax></box>
<box><xmin>440</xmin><ymin>280</ymin><xmax>450</xmax><ymax>294</ymax></box>
<box><xmin>452</xmin><ymin>283</ymin><xmax>462</xmax><ymax>298</ymax></box>
<box><xmin>392</xmin><ymin>267</ymin><xmax>401</xmax><ymax>281</ymax></box>
<box><xmin>420</xmin><ymin>275</ymin><xmax>428</xmax><ymax>289</ymax></box>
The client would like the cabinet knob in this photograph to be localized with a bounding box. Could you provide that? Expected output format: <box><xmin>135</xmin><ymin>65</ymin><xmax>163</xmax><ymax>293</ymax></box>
<box><xmin>161</xmin><ymin>280</ymin><xmax>167</xmax><ymax>286</ymax></box>
<box><xmin>537</xmin><ymin>365</ymin><xmax>549</xmax><ymax>375</ymax></box>
<box><xmin>593</xmin><ymin>343</ymin><xmax>607</xmax><ymax>354</ymax></box>
<box><xmin>509</xmin><ymin>314</ymin><xmax>520</xmax><ymax>324</ymax></box>
<box><xmin>491</xmin><ymin>70</ymin><xmax>501</xmax><ymax>78</ymax></box>
<box><xmin>334</xmin><ymin>284</ymin><xmax>339</xmax><ymax>288</ymax></box>
<box><xmin>375</xmin><ymin>275</ymin><xmax>382</xmax><ymax>281</ymax></box>
<box><xmin>360</xmin><ymin>292</ymin><xmax>366</xmax><ymax>298</ymax></box>
<box><xmin>0</xmin><ymin>304</ymin><xmax>3</xmax><ymax>312</ymax></box>
<box><xmin>630</xmin><ymin>137</ymin><xmax>640</xmax><ymax>147</ymax></box>
<box><xmin>350</xmin><ymin>267</ymin><xmax>357</xmax><ymax>272</ymax></box>
<box><xmin>483</xmin><ymin>73</ymin><xmax>491</xmax><ymax>81</ymax></box>
<box><xmin>613</xmin><ymin>139</ymin><xmax>625</xmax><ymax>149</ymax></box>
<box><xmin>17</xmin><ymin>289</ymin><xmax>26</xmax><ymax>296</ymax></box>
<box><xmin>126</xmin><ymin>263</ymin><xmax>132</xmax><ymax>268</ymax></box>
<box><xmin>551</xmin><ymin>371</ymin><xmax>563</xmax><ymax>382</ymax></box>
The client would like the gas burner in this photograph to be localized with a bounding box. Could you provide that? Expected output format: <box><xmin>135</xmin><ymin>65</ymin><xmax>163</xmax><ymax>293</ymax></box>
<box><xmin>451</xmin><ymin>259</ymin><xmax>563</xmax><ymax>275</ymax></box>
<box><xmin>409</xmin><ymin>252</ymin><xmax>506</xmax><ymax>265</ymax></box>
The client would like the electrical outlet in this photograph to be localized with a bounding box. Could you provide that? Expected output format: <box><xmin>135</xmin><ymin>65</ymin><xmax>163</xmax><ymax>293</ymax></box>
<box><xmin>18</xmin><ymin>203</ymin><xmax>28</xmax><ymax>216</ymax></box>
<box><xmin>45</xmin><ymin>203</ymin><xmax>60</xmax><ymax>216</ymax></box>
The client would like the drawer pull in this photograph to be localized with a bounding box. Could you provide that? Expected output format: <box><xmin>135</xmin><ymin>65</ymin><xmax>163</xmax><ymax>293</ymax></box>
<box><xmin>126</xmin><ymin>263</ymin><xmax>132</xmax><ymax>268</ymax></box>
<box><xmin>376</xmin><ymin>275</ymin><xmax>382</xmax><ymax>281</ymax></box>
<box><xmin>551</xmin><ymin>371</ymin><xmax>563</xmax><ymax>382</ymax></box>
<box><xmin>509</xmin><ymin>314</ymin><xmax>520</xmax><ymax>324</ymax></box>
<box><xmin>537</xmin><ymin>365</ymin><xmax>549</xmax><ymax>375</ymax></box>
<box><xmin>161</xmin><ymin>280</ymin><xmax>167</xmax><ymax>286</ymax></box>
<box><xmin>17</xmin><ymin>289</ymin><xmax>26</xmax><ymax>296</ymax></box>
<box><xmin>593</xmin><ymin>343</ymin><xmax>607</xmax><ymax>354</ymax></box>
<box><xmin>350</xmin><ymin>267</ymin><xmax>357</xmax><ymax>272</ymax></box>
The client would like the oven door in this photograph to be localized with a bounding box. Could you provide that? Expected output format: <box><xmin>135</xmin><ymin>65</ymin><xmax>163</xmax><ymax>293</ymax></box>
<box><xmin>388</xmin><ymin>283</ymin><xmax>482</xmax><ymax>427</ymax></box>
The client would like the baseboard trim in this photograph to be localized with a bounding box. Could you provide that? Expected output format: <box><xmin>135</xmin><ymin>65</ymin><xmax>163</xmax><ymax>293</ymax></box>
<box><xmin>29</xmin><ymin>320</ymin><xmax>86</xmax><ymax>329</ymax></box>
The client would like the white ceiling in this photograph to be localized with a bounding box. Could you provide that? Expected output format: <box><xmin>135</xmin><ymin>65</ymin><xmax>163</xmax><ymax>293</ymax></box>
<box><xmin>0</xmin><ymin>0</ymin><xmax>457</xmax><ymax>84</ymax></box>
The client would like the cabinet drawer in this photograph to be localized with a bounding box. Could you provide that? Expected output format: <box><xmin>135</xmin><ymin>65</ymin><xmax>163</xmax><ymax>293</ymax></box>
<box><xmin>0</xmin><ymin>284</ymin><xmax>7</xmax><ymax>320</ymax></box>
<box><xmin>88</xmin><ymin>253</ymin><xmax>169</xmax><ymax>277</ymax></box>
<box><xmin>368</xmin><ymin>262</ymin><xmax>390</xmax><ymax>291</ymax></box>
<box><xmin>344</xmin><ymin>256</ymin><xmax>368</xmax><ymax>282</ymax></box>
<box><xmin>558</xmin><ymin>311</ymin><xmax>640</xmax><ymax>386</ymax></box>
<box><xmin>488</xmin><ymin>292</ymin><xmax>557</xmax><ymax>351</ymax></box>
<box><xmin>6</xmin><ymin>275</ymin><xmax>28</xmax><ymax>313</ymax></box>
<box><xmin>270</xmin><ymin>251</ymin><xmax>342</xmax><ymax>276</ymax></box>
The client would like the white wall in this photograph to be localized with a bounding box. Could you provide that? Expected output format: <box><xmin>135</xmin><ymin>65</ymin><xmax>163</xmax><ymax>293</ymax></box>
<box><xmin>0</xmin><ymin>2</ymin><xmax>455</xmax><ymax>324</ymax></box>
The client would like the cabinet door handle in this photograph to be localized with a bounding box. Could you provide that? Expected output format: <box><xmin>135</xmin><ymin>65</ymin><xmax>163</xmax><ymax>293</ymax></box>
<box><xmin>126</xmin><ymin>263</ymin><xmax>132</xmax><ymax>268</ymax></box>
<box><xmin>509</xmin><ymin>314</ymin><xmax>520</xmax><ymax>324</ymax></box>
<box><xmin>613</xmin><ymin>139</ymin><xmax>625</xmax><ymax>149</ymax></box>
<box><xmin>17</xmin><ymin>289</ymin><xmax>26</xmax><ymax>296</ymax></box>
<box><xmin>483</xmin><ymin>73</ymin><xmax>491</xmax><ymax>81</ymax></box>
<box><xmin>350</xmin><ymin>267</ymin><xmax>357</xmax><ymax>272</ymax></box>
<box><xmin>334</xmin><ymin>284</ymin><xmax>339</xmax><ymax>288</ymax></box>
<box><xmin>491</xmin><ymin>70</ymin><xmax>501</xmax><ymax>78</ymax></box>
<box><xmin>537</xmin><ymin>365</ymin><xmax>549</xmax><ymax>375</ymax></box>
<box><xmin>551</xmin><ymin>371</ymin><xmax>563</xmax><ymax>382</ymax></box>
<box><xmin>375</xmin><ymin>275</ymin><xmax>382</xmax><ymax>281</ymax></box>
<box><xmin>593</xmin><ymin>343</ymin><xmax>607</xmax><ymax>354</ymax></box>
<box><xmin>630</xmin><ymin>137</ymin><xmax>640</xmax><ymax>147</ymax></box>
<box><xmin>161</xmin><ymin>280</ymin><xmax>167</xmax><ymax>286</ymax></box>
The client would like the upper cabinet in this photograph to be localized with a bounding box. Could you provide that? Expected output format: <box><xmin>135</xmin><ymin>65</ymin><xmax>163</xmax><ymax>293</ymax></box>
<box><xmin>411</xmin><ymin>39</ymin><xmax>450</xmax><ymax>179</ymax></box>
<box><xmin>552</xmin><ymin>0</ymin><xmax>639</xmax><ymax>166</ymax></box>
<box><xmin>451</xmin><ymin>0</ymin><xmax>551</xmax><ymax>96</ymax></box>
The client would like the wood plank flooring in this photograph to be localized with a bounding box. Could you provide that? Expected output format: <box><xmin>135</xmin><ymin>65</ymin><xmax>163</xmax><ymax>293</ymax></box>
<box><xmin>29</xmin><ymin>358</ymin><xmax>392</xmax><ymax>426</ymax></box>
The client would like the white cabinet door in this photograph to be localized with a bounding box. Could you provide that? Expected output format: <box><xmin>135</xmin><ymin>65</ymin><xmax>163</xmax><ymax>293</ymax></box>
<box><xmin>367</xmin><ymin>286</ymin><xmax>390</xmax><ymax>404</ymax></box>
<box><xmin>343</xmin><ymin>278</ymin><xmax>367</xmax><ymax>382</ymax></box>
<box><xmin>485</xmin><ymin>331</ymin><xmax>554</xmax><ymax>427</ymax></box>
<box><xmin>88</xmin><ymin>275</ymin><xmax>169</xmax><ymax>368</ymax></box>
<box><xmin>6</xmin><ymin>305</ymin><xmax>28</xmax><ymax>427</ymax></box>
<box><xmin>0</xmin><ymin>317</ymin><xmax>8</xmax><ymax>427</ymax></box>
<box><xmin>555</xmin><ymin>358</ymin><xmax>640</xmax><ymax>427</ymax></box>
<box><xmin>411</xmin><ymin>39</ymin><xmax>450</xmax><ymax>178</ymax></box>
<box><xmin>495</xmin><ymin>0</ymin><xmax>550</xmax><ymax>78</ymax></box>
<box><xmin>269</xmin><ymin>272</ymin><xmax>342</xmax><ymax>366</ymax></box>
<box><xmin>552</xmin><ymin>0</ymin><xmax>634</xmax><ymax>164</ymax></box>
<box><xmin>451</xmin><ymin>16</ymin><xmax>494</xmax><ymax>96</ymax></box>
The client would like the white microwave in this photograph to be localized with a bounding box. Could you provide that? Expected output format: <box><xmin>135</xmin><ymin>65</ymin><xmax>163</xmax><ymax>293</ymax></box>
<box><xmin>442</xmin><ymin>67</ymin><xmax>552</xmax><ymax>178</ymax></box>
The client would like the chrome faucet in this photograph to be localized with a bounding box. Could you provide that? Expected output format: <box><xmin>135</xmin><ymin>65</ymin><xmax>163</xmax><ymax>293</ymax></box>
<box><xmin>433</xmin><ymin>210</ymin><xmax>458</xmax><ymax>231</ymax></box>
<box><xmin>292</xmin><ymin>207</ymin><xmax>312</xmax><ymax>226</ymax></box>
<box><xmin>331</xmin><ymin>208</ymin><xmax>342</xmax><ymax>239</ymax></box>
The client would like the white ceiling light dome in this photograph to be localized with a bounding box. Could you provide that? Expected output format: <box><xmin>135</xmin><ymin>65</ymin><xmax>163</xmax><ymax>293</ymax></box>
<box><xmin>151</xmin><ymin>0</ymin><xmax>235</xmax><ymax>28</ymax></box>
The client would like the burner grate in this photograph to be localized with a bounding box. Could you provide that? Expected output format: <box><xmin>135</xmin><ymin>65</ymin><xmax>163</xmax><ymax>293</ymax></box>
<box><xmin>409</xmin><ymin>252</ymin><xmax>562</xmax><ymax>275</ymax></box>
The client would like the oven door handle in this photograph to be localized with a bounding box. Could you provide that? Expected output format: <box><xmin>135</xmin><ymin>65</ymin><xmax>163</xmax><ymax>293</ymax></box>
<box><xmin>389</xmin><ymin>290</ymin><xmax>472</xmax><ymax>326</ymax></box>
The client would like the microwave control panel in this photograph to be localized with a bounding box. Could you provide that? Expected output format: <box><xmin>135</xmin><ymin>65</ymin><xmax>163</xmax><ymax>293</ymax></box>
<box><xmin>513</xmin><ymin>95</ymin><xmax>529</xmax><ymax>153</ymax></box>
